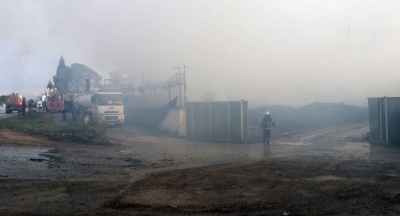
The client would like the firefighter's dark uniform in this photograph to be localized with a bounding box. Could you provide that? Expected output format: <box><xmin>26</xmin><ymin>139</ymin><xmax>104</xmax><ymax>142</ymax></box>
<box><xmin>261</xmin><ymin>115</ymin><xmax>275</xmax><ymax>144</ymax></box>
<box><xmin>28</xmin><ymin>99</ymin><xmax>33</xmax><ymax>111</ymax></box>
<box><xmin>21</xmin><ymin>98</ymin><xmax>26</xmax><ymax>116</ymax></box>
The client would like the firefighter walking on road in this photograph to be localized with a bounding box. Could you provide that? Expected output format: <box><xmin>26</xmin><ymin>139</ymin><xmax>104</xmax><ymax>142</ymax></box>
<box><xmin>261</xmin><ymin>111</ymin><xmax>275</xmax><ymax>144</ymax></box>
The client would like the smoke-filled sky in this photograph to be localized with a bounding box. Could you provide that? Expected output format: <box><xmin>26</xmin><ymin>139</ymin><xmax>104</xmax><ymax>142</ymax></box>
<box><xmin>0</xmin><ymin>0</ymin><xmax>399</xmax><ymax>107</ymax></box>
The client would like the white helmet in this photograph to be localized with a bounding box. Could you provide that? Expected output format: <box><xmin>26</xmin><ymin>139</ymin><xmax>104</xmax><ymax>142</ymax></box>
<box><xmin>265</xmin><ymin>111</ymin><xmax>270</xmax><ymax>115</ymax></box>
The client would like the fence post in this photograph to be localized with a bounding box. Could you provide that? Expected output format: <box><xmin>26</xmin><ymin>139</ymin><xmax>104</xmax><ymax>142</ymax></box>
<box><xmin>209</xmin><ymin>102</ymin><xmax>212</xmax><ymax>140</ymax></box>
<box><xmin>379</xmin><ymin>99</ymin><xmax>382</xmax><ymax>143</ymax></box>
<box><xmin>191</xmin><ymin>103</ymin><xmax>194</xmax><ymax>138</ymax></box>
<box><xmin>227</xmin><ymin>102</ymin><xmax>230</xmax><ymax>142</ymax></box>
<box><xmin>385</xmin><ymin>96</ymin><xmax>388</xmax><ymax>143</ymax></box>
<box><xmin>240</xmin><ymin>100</ymin><xmax>244</xmax><ymax>142</ymax></box>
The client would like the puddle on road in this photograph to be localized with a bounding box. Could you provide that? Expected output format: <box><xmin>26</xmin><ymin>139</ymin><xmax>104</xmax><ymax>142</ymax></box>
<box><xmin>277</xmin><ymin>142</ymin><xmax>312</xmax><ymax>146</ymax></box>
<box><xmin>0</xmin><ymin>146</ymin><xmax>49</xmax><ymax>161</ymax></box>
<box><xmin>307</xmin><ymin>175</ymin><xmax>347</xmax><ymax>182</ymax></box>
<box><xmin>0</xmin><ymin>146</ymin><xmax>50</xmax><ymax>179</ymax></box>
<box><xmin>120</xmin><ymin>141</ymin><xmax>373</xmax><ymax>167</ymax></box>
<box><xmin>0</xmin><ymin>140</ymin><xmax>384</xmax><ymax>181</ymax></box>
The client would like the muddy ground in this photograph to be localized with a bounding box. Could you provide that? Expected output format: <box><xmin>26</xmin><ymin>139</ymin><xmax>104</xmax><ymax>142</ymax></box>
<box><xmin>1</xmin><ymin>120</ymin><xmax>400</xmax><ymax>215</ymax></box>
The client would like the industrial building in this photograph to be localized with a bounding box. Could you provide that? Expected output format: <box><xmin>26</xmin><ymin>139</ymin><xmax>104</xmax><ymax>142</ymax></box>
<box><xmin>103</xmin><ymin>70</ymin><xmax>249</xmax><ymax>142</ymax></box>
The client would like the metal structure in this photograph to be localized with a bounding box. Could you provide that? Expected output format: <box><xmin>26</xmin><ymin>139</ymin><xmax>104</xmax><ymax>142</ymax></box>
<box><xmin>105</xmin><ymin>66</ymin><xmax>188</xmax><ymax>108</ymax></box>
<box><xmin>186</xmin><ymin>100</ymin><xmax>248</xmax><ymax>142</ymax></box>
<box><xmin>162</xmin><ymin>70</ymin><xmax>185</xmax><ymax>107</ymax></box>
<box><xmin>368</xmin><ymin>97</ymin><xmax>400</xmax><ymax>145</ymax></box>
<box><xmin>100</xmin><ymin>65</ymin><xmax>188</xmax><ymax>108</ymax></box>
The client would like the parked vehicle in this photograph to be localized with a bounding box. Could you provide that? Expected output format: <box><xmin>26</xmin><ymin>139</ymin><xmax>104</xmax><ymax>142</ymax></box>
<box><xmin>46</xmin><ymin>91</ymin><xmax>65</xmax><ymax>113</ymax></box>
<box><xmin>37</xmin><ymin>93</ymin><xmax>46</xmax><ymax>109</ymax></box>
<box><xmin>5</xmin><ymin>94</ymin><xmax>23</xmax><ymax>114</ymax></box>
<box><xmin>37</xmin><ymin>101</ymin><xmax>43</xmax><ymax>111</ymax></box>
<box><xmin>71</xmin><ymin>91</ymin><xmax>124</xmax><ymax>125</ymax></box>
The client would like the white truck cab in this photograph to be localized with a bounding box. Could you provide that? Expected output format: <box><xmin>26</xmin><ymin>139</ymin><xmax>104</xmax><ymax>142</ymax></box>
<box><xmin>92</xmin><ymin>92</ymin><xmax>124</xmax><ymax>124</ymax></box>
<box><xmin>73</xmin><ymin>91</ymin><xmax>124</xmax><ymax>125</ymax></box>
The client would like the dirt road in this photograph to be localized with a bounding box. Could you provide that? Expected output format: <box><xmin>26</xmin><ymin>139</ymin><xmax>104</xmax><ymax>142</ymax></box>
<box><xmin>1</xmin><ymin>123</ymin><xmax>400</xmax><ymax>215</ymax></box>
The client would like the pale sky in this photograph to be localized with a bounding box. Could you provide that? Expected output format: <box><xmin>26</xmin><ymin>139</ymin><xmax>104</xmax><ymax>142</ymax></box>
<box><xmin>0</xmin><ymin>0</ymin><xmax>399</xmax><ymax>107</ymax></box>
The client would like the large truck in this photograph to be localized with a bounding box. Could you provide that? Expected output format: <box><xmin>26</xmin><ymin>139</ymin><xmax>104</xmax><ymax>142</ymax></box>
<box><xmin>41</xmin><ymin>90</ymin><xmax>71</xmax><ymax>120</ymax></box>
<box><xmin>36</xmin><ymin>93</ymin><xmax>46</xmax><ymax>111</ymax></box>
<box><xmin>5</xmin><ymin>94</ymin><xmax>23</xmax><ymax>114</ymax></box>
<box><xmin>72</xmin><ymin>91</ymin><xmax>124</xmax><ymax>125</ymax></box>
<box><xmin>45</xmin><ymin>91</ymin><xmax>66</xmax><ymax>113</ymax></box>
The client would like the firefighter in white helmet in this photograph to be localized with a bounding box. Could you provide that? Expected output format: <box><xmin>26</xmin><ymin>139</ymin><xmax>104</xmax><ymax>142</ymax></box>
<box><xmin>261</xmin><ymin>111</ymin><xmax>275</xmax><ymax>144</ymax></box>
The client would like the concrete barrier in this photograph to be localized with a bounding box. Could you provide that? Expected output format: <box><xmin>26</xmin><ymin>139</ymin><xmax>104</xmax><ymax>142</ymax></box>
<box><xmin>159</xmin><ymin>108</ymin><xmax>187</xmax><ymax>136</ymax></box>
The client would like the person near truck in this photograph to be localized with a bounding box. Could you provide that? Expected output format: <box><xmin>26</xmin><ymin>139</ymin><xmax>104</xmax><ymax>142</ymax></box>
<box><xmin>261</xmin><ymin>111</ymin><xmax>275</xmax><ymax>144</ymax></box>
<box><xmin>21</xmin><ymin>97</ymin><xmax>26</xmax><ymax>116</ymax></box>
<box><xmin>28</xmin><ymin>99</ymin><xmax>34</xmax><ymax>111</ymax></box>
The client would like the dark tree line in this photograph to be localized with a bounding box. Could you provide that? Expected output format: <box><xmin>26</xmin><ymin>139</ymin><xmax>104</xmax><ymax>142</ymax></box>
<box><xmin>0</xmin><ymin>95</ymin><xmax>7</xmax><ymax>104</ymax></box>
<box><xmin>52</xmin><ymin>56</ymin><xmax>102</xmax><ymax>94</ymax></box>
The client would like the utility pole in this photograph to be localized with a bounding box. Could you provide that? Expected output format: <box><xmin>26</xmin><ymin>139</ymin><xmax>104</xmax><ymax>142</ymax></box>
<box><xmin>168</xmin><ymin>82</ymin><xmax>171</xmax><ymax>103</ymax></box>
<box><xmin>141</xmin><ymin>72</ymin><xmax>145</xmax><ymax>96</ymax></box>
<box><xmin>183</xmin><ymin>65</ymin><xmax>188</xmax><ymax>107</ymax></box>
<box><xmin>154</xmin><ymin>88</ymin><xmax>157</xmax><ymax>107</ymax></box>
<box><xmin>173</xmin><ymin>67</ymin><xmax>181</xmax><ymax>107</ymax></box>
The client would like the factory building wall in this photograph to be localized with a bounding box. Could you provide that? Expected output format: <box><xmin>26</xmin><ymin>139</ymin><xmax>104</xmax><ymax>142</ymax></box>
<box><xmin>186</xmin><ymin>100</ymin><xmax>248</xmax><ymax>142</ymax></box>
<box><xmin>159</xmin><ymin>108</ymin><xmax>187</xmax><ymax>136</ymax></box>
<box><xmin>368</xmin><ymin>97</ymin><xmax>400</xmax><ymax>145</ymax></box>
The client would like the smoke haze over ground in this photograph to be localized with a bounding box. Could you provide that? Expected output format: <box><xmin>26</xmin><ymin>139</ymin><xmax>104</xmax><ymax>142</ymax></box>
<box><xmin>0</xmin><ymin>0</ymin><xmax>399</xmax><ymax>106</ymax></box>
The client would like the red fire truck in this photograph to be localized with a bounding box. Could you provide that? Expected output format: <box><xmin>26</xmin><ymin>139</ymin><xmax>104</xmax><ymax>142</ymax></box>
<box><xmin>43</xmin><ymin>80</ymin><xmax>73</xmax><ymax>120</ymax></box>
<box><xmin>45</xmin><ymin>91</ymin><xmax>65</xmax><ymax>113</ymax></box>
<box><xmin>45</xmin><ymin>90</ymin><xmax>74</xmax><ymax>120</ymax></box>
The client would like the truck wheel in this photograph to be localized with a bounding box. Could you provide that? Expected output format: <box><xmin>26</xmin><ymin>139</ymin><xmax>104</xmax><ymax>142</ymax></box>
<box><xmin>6</xmin><ymin>110</ymin><xmax>11</xmax><ymax>114</ymax></box>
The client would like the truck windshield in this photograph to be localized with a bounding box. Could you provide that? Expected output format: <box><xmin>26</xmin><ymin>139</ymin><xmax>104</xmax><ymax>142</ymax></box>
<box><xmin>97</xmin><ymin>94</ymin><xmax>123</xmax><ymax>105</ymax></box>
